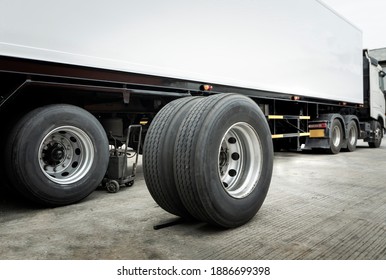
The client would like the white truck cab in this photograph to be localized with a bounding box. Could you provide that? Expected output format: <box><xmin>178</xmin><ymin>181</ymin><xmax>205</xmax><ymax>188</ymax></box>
<box><xmin>367</xmin><ymin>52</ymin><xmax>386</xmax><ymax>127</ymax></box>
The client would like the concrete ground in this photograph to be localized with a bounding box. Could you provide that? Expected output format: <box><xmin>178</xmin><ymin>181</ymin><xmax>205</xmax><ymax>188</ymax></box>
<box><xmin>0</xmin><ymin>140</ymin><xmax>385</xmax><ymax>260</ymax></box>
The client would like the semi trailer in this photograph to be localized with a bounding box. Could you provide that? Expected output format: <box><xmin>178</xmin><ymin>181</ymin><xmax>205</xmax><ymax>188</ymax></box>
<box><xmin>0</xmin><ymin>0</ymin><xmax>385</xmax><ymax>228</ymax></box>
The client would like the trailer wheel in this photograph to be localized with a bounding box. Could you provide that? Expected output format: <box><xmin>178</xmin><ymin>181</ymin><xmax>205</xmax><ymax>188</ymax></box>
<box><xmin>143</xmin><ymin>96</ymin><xmax>202</xmax><ymax>219</ymax></box>
<box><xmin>174</xmin><ymin>93</ymin><xmax>273</xmax><ymax>228</ymax></box>
<box><xmin>368</xmin><ymin>121</ymin><xmax>383</xmax><ymax>148</ymax></box>
<box><xmin>329</xmin><ymin>119</ymin><xmax>343</xmax><ymax>154</ymax></box>
<box><xmin>346</xmin><ymin>120</ymin><xmax>358</xmax><ymax>152</ymax></box>
<box><xmin>6</xmin><ymin>104</ymin><xmax>109</xmax><ymax>206</ymax></box>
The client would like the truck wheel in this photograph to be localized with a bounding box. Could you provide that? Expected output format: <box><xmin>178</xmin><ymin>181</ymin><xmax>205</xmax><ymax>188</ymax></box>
<box><xmin>368</xmin><ymin>121</ymin><xmax>383</xmax><ymax>148</ymax></box>
<box><xmin>143</xmin><ymin>96</ymin><xmax>202</xmax><ymax>219</ymax></box>
<box><xmin>6</xmin><ymin>104</ymin><xmax>109</xmax><ymax>206</ymax></box>
<box><xmin>346</xmin><ymin>120</ymin><xmax>358</xmax><ymax>152</ymax></box>
<box><xmin>174</xmin><ymin>93</ymin><xmax>274</xmax><ymax>228</ymax></box>
<box><xmin>329</xmin><ymin>119</ymin><xmax>343</xmax><ymax>154</ymax></box>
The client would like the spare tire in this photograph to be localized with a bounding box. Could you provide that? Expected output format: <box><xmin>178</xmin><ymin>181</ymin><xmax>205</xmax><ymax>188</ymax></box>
<box><xmin>174</xmin><ymin>93</ymin><xmax>274</xmax><ymax>228</ymax></box>
<box><xmin>143</xmin><ymin>96</ymin><xmax>202</xmax><ymax>219</ymax></box>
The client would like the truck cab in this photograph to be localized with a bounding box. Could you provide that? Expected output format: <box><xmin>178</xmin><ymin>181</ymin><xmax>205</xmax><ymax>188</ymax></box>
<box><xmin>366</xmin><ymin>51</ymin><xmax>386</xmax><ymax>128</ymax></box>
<box><xmin>362</xmin><ymin>51</ymin><xmax>386</xmax><ymax>148</ymax></box>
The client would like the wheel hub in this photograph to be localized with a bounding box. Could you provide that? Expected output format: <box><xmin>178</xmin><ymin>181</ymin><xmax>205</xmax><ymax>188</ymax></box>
<box><xmin>38</xmin><ymin>126</ymin><xmax>94</xmax><ymax>184</ymax></box>
<box><xmin>217</xmin><ymin>122</ymin><xmax>263</xmax><ymax>198</ymax></box>
<box><xmin>42</xmin><ymin>142</ymin><xmax>66</xmax><ymax>166</ymax></box>
<box><xmin>219</xmin><ymin>148</ymin><xmax>228</xmax><ymax>172</ymax></box>
<box><xmin>375</xmin><ymin>128</ymin><xmax>381</xmax><ymax>140</ymax></box>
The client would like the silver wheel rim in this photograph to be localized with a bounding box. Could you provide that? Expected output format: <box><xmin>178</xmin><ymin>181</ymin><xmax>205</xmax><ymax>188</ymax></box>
<box><xmin>349</xmin><ymin>125</ymin><xmax>357</xmax><ymax>145</ymax></box>
<box><xmin>38</xmin><ymin>126</ymin><xmax>94</xmax><ymax>184</ymax></box>
<box><xmin>374</xmin><ymin>125</ymin><xmax>382</xmax><ymax>141</ymax></box>
<box><xmin>332</xmin><ymin>126</ymin><xmax>341</xmax><ymax>147</ymax></box>
<box><xmin>218</xmin><ymin>122</ymin><xmax>263</xmax><ymax>199</ymax></box>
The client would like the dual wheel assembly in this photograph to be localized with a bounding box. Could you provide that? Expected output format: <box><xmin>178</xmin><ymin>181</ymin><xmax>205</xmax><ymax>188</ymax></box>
<box><xmin>143</xmin><ymin>94</ymin><xmax>274</xmax><ymax>228</ymax></box>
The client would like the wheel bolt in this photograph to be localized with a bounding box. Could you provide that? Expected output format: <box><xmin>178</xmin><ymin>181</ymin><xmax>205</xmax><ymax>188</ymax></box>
<box><xmin>231</xmin><ymin>153</ymin><xmax>240</xmax><ymax>160</ymax></box>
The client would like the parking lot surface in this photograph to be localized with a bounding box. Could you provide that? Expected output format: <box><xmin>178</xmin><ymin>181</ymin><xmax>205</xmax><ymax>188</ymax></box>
<box><xmin>0</xmin><ymin>140</ymin><xmax>385</xmax><ymax>260</ymax></box>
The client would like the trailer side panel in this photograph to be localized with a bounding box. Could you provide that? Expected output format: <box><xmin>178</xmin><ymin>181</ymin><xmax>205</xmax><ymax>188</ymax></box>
<box><xmin>0</xmin><ymin>0</ymin><xmax>363</xmax><ymax>103</ymax></box>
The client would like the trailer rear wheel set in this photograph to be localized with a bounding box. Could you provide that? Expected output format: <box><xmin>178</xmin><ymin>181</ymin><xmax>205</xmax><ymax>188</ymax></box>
<box><xmin>143</xmin><ymin>94</ymin><xmax>274</xmax><ymax>228</ymax></box>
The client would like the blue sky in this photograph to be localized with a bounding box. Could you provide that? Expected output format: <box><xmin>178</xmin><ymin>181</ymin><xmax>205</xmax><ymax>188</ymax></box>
<box><xmin>321</xmin><ymin>0</ymin><xmax>386</xmax><ymax>49</ymax></box>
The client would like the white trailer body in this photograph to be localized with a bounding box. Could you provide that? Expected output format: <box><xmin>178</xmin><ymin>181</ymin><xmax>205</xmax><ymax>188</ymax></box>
<box><xmin>0</xmin><ymin>0</ymin><xmax>363</xmax><ymax>103</ymax></box>
<box><xmin>0</xmin><ymin>0</ymin><xmax>385</xmax><ymax>228</ymax></box>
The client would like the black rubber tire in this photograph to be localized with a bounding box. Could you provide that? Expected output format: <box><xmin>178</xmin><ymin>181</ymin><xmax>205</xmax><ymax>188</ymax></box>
<box><xmin>345</xmin><ymin>120</ymin><xmax>358</xmax><ymax>152</ymax></box>
<box><xmin>5</xmin><ymin>104</ymin><xmax>109</xmax><ymax>206</ymax></box>
<box><xmin>368</xmin><ymin>121</ymin><xmax>383</xmax><ymax>148</ymax></box>
<box><xmin>143</xmin><ymin>96</ymin><xmax>202</xmax><ymax>219</ymax></box>
<box><xmin>329</xmin><ymin>119</ymin><xmax>343</xmax><ymax>154</ymax></box>
<box><xmin>174</xmin><ymin>93</ymin><xmax>274</xmax><ymax>228</ymax></box>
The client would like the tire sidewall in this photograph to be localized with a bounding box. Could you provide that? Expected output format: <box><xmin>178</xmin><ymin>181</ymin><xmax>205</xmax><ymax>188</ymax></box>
<box><xmin>330</xmin><ymin>119</ymin><xmax>343</xmax><ymax>154</ymax></box>
<box><xmin>194</xmin><ymin>97</ymin><xmax>273</xmax><ymax>227</ymax></box>
<box><xmin>347</xmin><ymin>121</ymin><xmax>358</xmax><ymax>152</ymax></box>
<box><xmin>374</xmin><ymin>122</ymin><xmax>383</xmax><ymax>148</ymax></box>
